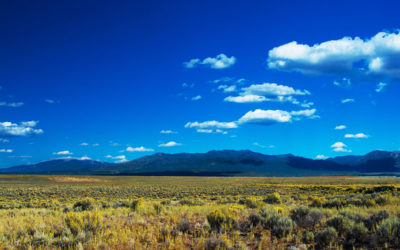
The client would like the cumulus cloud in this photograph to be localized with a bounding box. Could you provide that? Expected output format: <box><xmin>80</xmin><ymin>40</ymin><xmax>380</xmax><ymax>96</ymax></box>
<box><xmin>126</xmin><ymin>146</ymin><xmax>154</xmax><ymax>152</ymax></box>
<box><xmin>160</xmin><ymin>130</ymin><xmax>177</xmax><ymax>134</ymax></box>
<box><xmin>238</xmin><ymin>109</ymin><xmax>292</xmax><ymax>125</ymax></box>
<box><xmin>191</xmin><ymin>95</ymin><xmax>202</xmax><ymax>101</ymax></box>
<box><xmin>185</xmin><ymin>121</ymin><xmax>238</xmax><ymax>129</ymax></box>
<box><xmin>0</xmin><ymin>121</ymin><xmax>43</xmax><ymax>137</ymax></box>
<box><xmin>184</xmin><ymin>54</ymin><xmax>236</xmax><ymax>69</ymax></box>
<box><xmin>331</xmin><ymin>142</ymin><xmax>351</xmax><ymax>152</ymax></box>
<box><xmin>0</xmin><ymin>102</ymin><xmax>24</xmax><ymax>107</ymax></box>
<box><xmin>223</xmin><ymin>82</ymin><xmax>313</xmax><ymax>108</ymax></box>
<box><xmin>45</xmin><ymin>99</ymin><xmax>55</xmax><ymax>104</ymax></box>
<box><xmin>345</xmin><ymin>133</ymin><xmax>369</xmax><ymax>138</ymax></box>
<box><xmin>80</xmin><ymin>142</ymin><xmax>89</xmax><ymax>146</ymax></box>
<box><xmin>158</xmin><ymin>141</ymin><xmax>182</xmax><ymax>147</ymax></box>
<box><xmin>53</xmin><ymin>150</ymin><xmax>73</xmax><ymax>155</ymax></box>
<box><xmin>0</xmin><ymin>149</ymin><xmax>13</xmax><ymax>153</ymax></box>
<box><xmin>316</xmin><ymin>155</ymin><xmax>329</xmax><ymax>160</ymax></box>
<box><xmin>268</xmin><ymin>31</ymin><xmax>400</xmax><ymax>82</ymax></box>
<box><xmin>335</xmin><ymin>125</ymin><xmax>346</xmax><ymax>130</ymax></box>
<box><xmin>376</xmin><ymin>82</ymin><xmax>388</xmax><ymax>92</ymax></box>
<box><xmin>341</xmin><ymin>98</ymin><xmax>355</xmax><ymax>103</ymax></box>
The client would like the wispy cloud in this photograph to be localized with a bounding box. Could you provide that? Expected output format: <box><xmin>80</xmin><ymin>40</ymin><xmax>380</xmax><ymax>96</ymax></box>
<box><xmin>0</xmin><ymin>149</ymin><xmax>13</xmax><ymax>153</ymax></box>
<box><xmin>0</xmin><ymin>102</ymin><xmax>24</xmax><ymax>107</ymax></box>
<box><xmin>126</xmin><ymin>146</ymin><xmax>154</xmax><ymax>152</ymax></box>
<box><xmin>341</xmin><ymin>98</ymin><xmax>355</xmax><ymax>104</ymax></box>
<box><xmin>375</xmin><ymin>82</ymin><xmax>388</xmax><ymax>92</ymax></box>
<box><xmin>53</xmin><ymin>150</ymin><xmax>73</xmax><ymax>155</ymax></box>
<box><xmin>191</xmin><ymin>95</ymin><xmax>202</xmax><ymax>101</ymax></box>
<box><xmin>158</xmin><ymin>141</ymin><xmax>182</xmax><ymax>147</ymax></box>
<box><xmin>184</xmin><ymin>54</ymin><xmax>236</xmax><ymax>69</ymax></box>
<box><xmin>335</xmin><ymin>125</ymin><xmax>346</xmax><ymax>130</ymax></box>
<box><xmin>345</xmin><ymin>133</ymin><xmax>369</xmax><ymax>139</ymax></box>
<box><xmin>160</xmin><ymin>130</ymin><xmax>177</xmax><ymax>134</ymax></box>
<box><xmin>105</xmin><ymin>155</ymin><xmax>127</xmax><ymax>163</ymax></box>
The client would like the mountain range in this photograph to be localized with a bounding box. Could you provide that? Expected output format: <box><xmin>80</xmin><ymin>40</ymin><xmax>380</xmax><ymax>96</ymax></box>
<box><xmin>1</xmin><ymin>150</ymin><xmax>399</xmax><ymax>176</ymax></box>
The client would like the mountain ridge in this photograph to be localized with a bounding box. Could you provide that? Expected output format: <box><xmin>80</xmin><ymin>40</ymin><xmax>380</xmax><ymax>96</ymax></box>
<box><xmin>1</xmin><ymin>150</ymin><xmax>399</xmax><ymax>176</ymax></box>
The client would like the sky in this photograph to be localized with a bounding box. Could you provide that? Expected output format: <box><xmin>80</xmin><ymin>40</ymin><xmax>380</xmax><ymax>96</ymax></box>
<box><xmin>1</xmin><ymin>0</ymin><xmax>400</xmax><ymax>167</ymax></box>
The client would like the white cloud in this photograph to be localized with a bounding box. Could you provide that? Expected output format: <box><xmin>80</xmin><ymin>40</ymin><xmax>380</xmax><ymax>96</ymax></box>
<box><xmin>341</xmin><ymin>98</ymin><xmax>355</xmax><ymax>103</ymax></box>
<box><xmin>224</xmin><ymin>95</ymin><xmax>267</xmax><ymax>103</ymax></box>
<box><xmin>93</xmin><ymin>143</ymin><xmax>99</xmax><ymax>147</ymax></box>
<box><xmin>253</xmin><ymin>142</ymin><xmax>275</xmax><ymax>149</ymax></box>
<box><xmin>376</xmin><ymin>82</ymin><xmax>388</xmax><ymax>92</ymax></box>
<box><xmin>79</xmin><ymin>155</ymin><xmax>91</xmax><ymax>160</ymax></box>
<box><xmin>105</xmin><ymin>155</ymin><xmax>127</xmax><ymax>163</ymax></box>
<box><xmin>0</xmin><ymin>138</ymin><xmax>9</xmax><ymax>143</ymax></box>
<box><xmin>268</xmin><ymin>31</ymin><xmax>400</xmax><ymax>81</ymax></box>
<box><xmin>0</xmin><ymin>149</ymin><xmax>13</xmax><ymax>153</ymax></box>
<box><xmin>184</xmin><ymin>54</ymin><xmax>236</xmax><ymax>69</ymax></box>
<box><xmin>80</xmin><ymin>142</ymin><xmax>89</xmax><ymax>146</ymax></box>
<box><xmin>335</xmin><ymin>125</ymin><xmax>346</xmax><ymax>130</ymax></box>
<box><xmin>290</xmin><ymin>109</ymin><xmax>319</xmax><ymax>119</ymax></box>
<box><xmin>333</xmin><ymin>78</ymin><xmax>352</xmax><ymax>88</ymax></box>
<box><xmin>109</xmin><ymin>141</ymin><xmax>120</xmax><ymax>147</ymax></box>
<box><xmin>196</xmin><ymin>128</ymin><xmax>227</xmax><ymax>134</ymax></box>
<box><xmin>45</xmin><ymin>99</ymin><xmax>55</xmax><ymax>104</ymax></box>
<box><xmin>316</xmin><ymin>155</ymin><xmax>329</xmax><ymax>160</ymax></box>
<box><xmin>53</xmin><ymin>150</ymin><xmax>73</xmax><ymax>155</ymax></box>
<box><xmin>126</xmin><ymin>146</ymin><xmax>154</xmax><ymax>152</ymax></box>
<box><xmin>238</xmin><ymin>109</ymin><xmax>292</xmax><ymax>125</ymax></box>
<box><xmin>218</xmin><ymin>85</ymin><xmax>237</xmax><ymax>93</ymax></box>
<box><xmin>331</xmin><ymin>142</ymin><xmax>351</xmax><ymax>152</ymax></box>
<box><xmin>160</xmin><ymin>130</ymin><xmax>178</xmax><ymax>134</ymax></box>
<box><xmin>158</xmin><ymin>141</ymin><xmax>182</xmax><ymax>147</ymax></box>
<box><xmin>185</xmin><ymin>121</ymin><xmax>238</xmax><ymax>129</ymax></box>
<box><xmin>0</xmin><ymin>121</ymin><xmax>43</xmax><ymax>137</ymax></box>
<box><xmin>345</xmin><ymin>133</ymin><xmax>369</xmax><ymax>139</ymax></box>
<box><xmin>191</xmin><ymin>95</ymin><xmax>202</xmax><ymax>101</ymax></box>
<box><xmin>0</xmin><ymin>102</ymin><xmax>24</xmax><ymax>107</ymax></box>
<box><xmin>241</xmin><ymin>83</ymin><xmax>310</xmax><ymax>96</ymax></box>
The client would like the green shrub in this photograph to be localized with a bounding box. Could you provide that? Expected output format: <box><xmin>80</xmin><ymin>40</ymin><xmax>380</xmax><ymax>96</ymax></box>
<box><xmin>65</xmin><ymin>212</ymin><xmax>103</xmax><ymax>236</ymax></box>
<box><xmin>243</xmin><ymin>197</ymin><xmax>259</xmax><ymax>208</ymax></box>
<box><xmin>73</xmin><ymin>199</ymin><xmax>94</xmax><ymax>211</ymax></box>
<box><xmin>207</xmin><ymin>209</ymin><xmax>238</xmax><ymax>232</ymax></box>
<box><xmin>263</xmin><ymin>192</ymin><xmax>281</xmax><ymax>204</ymax></box>
<box><xmin>345</xmin><ymin>223</ymin><xmax>369</xmax><ymax>247</ymax></box>
<box><xmin>153</xmin><ymin>202</ymin><xmax>164</xmax><ymax>214</ymax></box>
<box><xmin>272</xmin><ymin>216</ymin><xmax>294</xmax><ymax>239</ymax></box>
<box><xmin>179</xmin><ymin>197</ymin><xmax>204</xmax><ymax>206</ymax></box>
<box><xmin>131</xmin><ymin>198</ymin><xmax>143</xmax><ymax>212</ymax></box>
<box><xmin>177</xmin><ymin>220</ymin><xmax>190</xmax><ymax>233</ymax></box>
<box><xmin>376</xmin><ymin>216</ymin><xmax>400</xmax><ymax>247</ymax></box>
<box><xmin>290</xmin><ymin>206</ymin><xmax>322</xmax><ymax>228</ymax></box>
<box><xmin>327</xmin><ymin>215</ymin><xmax>353</xmax><ymax>236</ymax></box>
<box><xmin>364</xmin><ymin>210</ymin><xmax>389</xmax><ymax>231</ymax></box>
<box><xmin>315</xmin><ymin>227</ymin><xmax>338</xmax><ymax>247</ymax></box>
<box><xmin>259</xmin><ymin>209</ymin><xmax>280</xmax><ymax>230</ymax></box>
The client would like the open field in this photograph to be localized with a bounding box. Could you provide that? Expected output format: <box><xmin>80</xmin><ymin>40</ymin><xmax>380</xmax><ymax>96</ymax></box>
<box><xmin>0</xmin><ymin>175</ymin><xmax>400</xmax><ymax>249</ymax></box>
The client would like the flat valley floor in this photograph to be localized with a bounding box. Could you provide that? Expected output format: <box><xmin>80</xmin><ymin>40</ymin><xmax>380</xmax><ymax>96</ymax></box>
<box><xmin>0</xmin><ymin>175</ymin><xmax>399</xmax><ymax>249</ymax></box>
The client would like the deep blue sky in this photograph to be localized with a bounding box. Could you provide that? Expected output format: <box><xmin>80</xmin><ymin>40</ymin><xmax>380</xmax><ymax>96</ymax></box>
<box><xmin>1</xmin><ymin>0</ymin><xmax>400</xmax><ymax>167</ymax></box>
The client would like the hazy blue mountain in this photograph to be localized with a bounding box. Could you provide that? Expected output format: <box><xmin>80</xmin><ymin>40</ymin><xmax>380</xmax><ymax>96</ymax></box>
<box><xmin>1</xmin><ymin>150</ymin><xmax>399</xmax><ymax>176</ymax></box>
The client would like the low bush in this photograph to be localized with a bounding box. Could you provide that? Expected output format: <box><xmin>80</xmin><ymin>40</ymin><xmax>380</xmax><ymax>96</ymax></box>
<box><xmin>207</xmin><ymin>209</ymin><xmax>238</xmax><ymax>232</ymax></box>
<box><xmin>263</xmin><ymin>192</ymin><xmax>281</xmax><ymax>204</ymax></box>
<box><xmin>315</xmin><ymin>227</ymin><xmax>338</xmax><ymax>247</ymax></box>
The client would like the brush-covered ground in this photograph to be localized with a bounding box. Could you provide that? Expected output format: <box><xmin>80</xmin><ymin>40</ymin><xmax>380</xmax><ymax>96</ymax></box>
<box><xmin>0</xmin><ymin>175</ymin><xmax>400</xmax><ymax>249</ymax></box>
